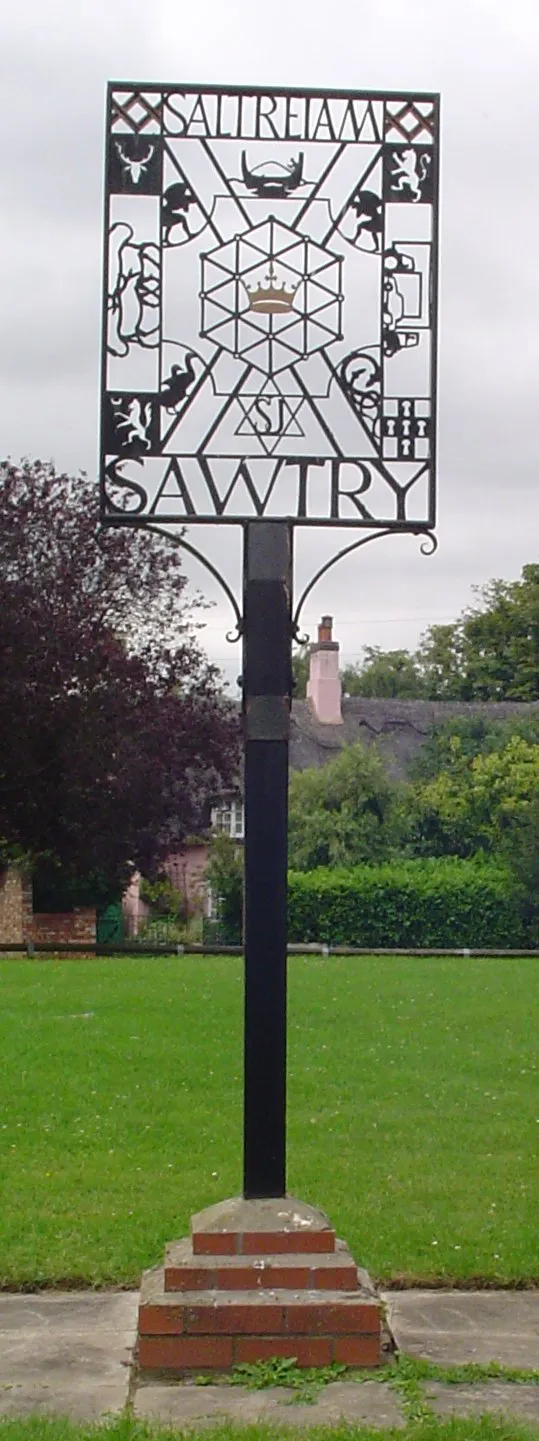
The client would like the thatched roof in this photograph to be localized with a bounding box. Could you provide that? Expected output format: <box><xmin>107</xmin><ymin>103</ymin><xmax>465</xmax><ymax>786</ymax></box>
<box><xmin>290</xmin><ymin>698</ymin><xmax>539</xmax><ymax>779</ymax></box>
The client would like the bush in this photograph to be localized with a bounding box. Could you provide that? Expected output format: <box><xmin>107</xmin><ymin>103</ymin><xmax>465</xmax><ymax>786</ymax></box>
<box><xmin>139</xmin><ymin>875</ymin><xmax>186</xmax><ymax>922</ymax></box>
<box><xmin>287</xmin><ymin>856</ymin><xmax>525</xmax><ymax>948</ymax></box>
<box><xmin>500</xmin><ymin>790</ymin><xmax>539</xmax><ymax>943</ymax></box>
<box><xmin>288</xmin><ymin>740</ymin><xmax>401</xmax><ymax>870</ymax></box>
<box><xmin>205</xmin><ymin>834</ymin><xmax>243</xmax><ymax>944</ymax></box>
<box><xmin>32</xmin><ymin>861</ymin><xmax>116</xmax><ymax>912</ymax></box>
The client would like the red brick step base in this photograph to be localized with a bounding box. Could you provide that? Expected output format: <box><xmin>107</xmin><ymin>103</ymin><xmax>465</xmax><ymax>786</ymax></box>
<box><xmin>137</xmin><ymin>1196</ymin><xmax>382</xmax><ymax>1373</ymax></box>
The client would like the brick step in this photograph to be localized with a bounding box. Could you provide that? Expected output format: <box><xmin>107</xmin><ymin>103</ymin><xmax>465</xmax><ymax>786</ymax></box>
<box><xmin>138</xmin><ymin>1331</ymin><xmax>381</xmax><ymax>1370</ymax></box>
<box><xmin>164</xmin><ymin>1236</ymin><xmax>359</xmax><ymax>1292</ymax></box>
<box><xmin>139</xmin><ymin>1268</ymin><xmax>383</xmax><ymax>1366</ymax></box>
<box><xmin>141</xmin><ymin>1267</ymin><xmax>379</xmax><ymax>1332</ymax></box>
<box><xmin>191</xmin><ymin>1197</ymin><xmax>336</xmax><ymax>1256</ymax></box>
<box><xmin>138</xmin><ymin>1265</ymin><xmax>381</xmax><ymax>1371</ymax></box>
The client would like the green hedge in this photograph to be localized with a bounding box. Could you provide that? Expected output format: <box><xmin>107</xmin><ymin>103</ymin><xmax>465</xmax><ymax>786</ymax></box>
<box><xmin>287</xmin><ymin>857</ymin><xmax>525</xmax><ymax>948</ymax></box>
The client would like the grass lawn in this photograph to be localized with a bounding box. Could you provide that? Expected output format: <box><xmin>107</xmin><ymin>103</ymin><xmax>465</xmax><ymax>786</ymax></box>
<box><xmin>1</xmin><ymin>1416</ymin><xmax>539</xmax><ymax>1441</ymax></box>
<box><xmin>0</xmin><ymin>954</ymin><xmax>537</xmax><ymax>1287</ymax></box>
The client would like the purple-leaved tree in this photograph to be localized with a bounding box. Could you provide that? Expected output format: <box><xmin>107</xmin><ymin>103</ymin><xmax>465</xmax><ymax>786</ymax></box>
<box><xmin>0</xmin><ymin>460</ymin><xmax>240</xmax><ymax>900</ymax></box>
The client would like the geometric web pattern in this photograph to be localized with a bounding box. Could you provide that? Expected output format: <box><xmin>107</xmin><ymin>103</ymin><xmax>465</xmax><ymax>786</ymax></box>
<box><xmin>201</xmin><ymin>218</ymin><xmax>343</xmax><ymax>375</ymax></box>
<box><xmin>100</xmin><ymin>83</ymin><xmax>440</xmax><ymax>527</ymax></box>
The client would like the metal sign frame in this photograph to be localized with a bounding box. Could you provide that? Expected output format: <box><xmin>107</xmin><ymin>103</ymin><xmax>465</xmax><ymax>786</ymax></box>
<box><xmin>99</xmin><ymin>81</ymin><xmax>441</xmax><ymax>1201</ymax></box>
<box><xmin>100</xmin><ymin>83</ymin><xmax>439</xmax><ymax>533</ymax></box>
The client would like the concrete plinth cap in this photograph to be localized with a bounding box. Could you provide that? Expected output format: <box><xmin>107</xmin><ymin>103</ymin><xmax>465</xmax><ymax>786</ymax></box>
<box><xmin>191</xmin><ymin>1196</ymin><xmax>332</xmax><ymax>1236</ymax></box>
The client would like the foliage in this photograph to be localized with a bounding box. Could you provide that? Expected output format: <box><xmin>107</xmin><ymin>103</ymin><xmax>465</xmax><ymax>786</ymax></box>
<box><xmin>230</xmin><ymin>1355</ymin><xmax>346</xmax><ymax>1398</ymax></box>
<box><xmin>205</xmin><ymin>833</ymin><xmax>243</xmax><ymax>943</ymax></box>
<box><xmin>405</xmin><ymin>734</ymin><xmax>539</xmax><ymax>859</ymax></box>
<box><xmin>415</xmin><ymin>622</ymin><xmax>465</xmax><ymax>698</ymax></box>
<box><xmin>499</xmin><ymin>789</ymin><xmax>539</xmax><ymax>942</ymax></box>
<box><xmin>0</xmin><ymin>460</ymin><xmax>240</xmax><ymax>896</ymax></box>
<box><xmin>288</xmin><ymin>741</ymin><xmax>401</xmax><ymax>871</ymax></box>
<box><xmin>136</xmin><ymin>915</ymin><xmax>202</xmax><ymax>945</ymax></box>
<box><xmin>341</xmin><ymin>646</ymin><xmax>425</xmax><ymax>698</ymax></box>
<box><xmin>0</xmin><ymin>1413</ymin><xmax>535</xmax><ymax>1441</ymax></box>
<box><xmin>288</xmin><ymin>856</ymin><xmax>524</xmax><ymax>948</ymax></box>
<box><xmin>291</xmin><ymin>644</ymin><xmax>310</xmax><ymax>697</ymax></box>
<box><xmin>418</xmin><ymin>564</ymin><xmax>539</xmax><ymax>700</ymax></box>
<box><xmin>139</xmin><ymin>875</ymin><xmax>186</xmax><ymax>921</ymax></box>
<box><xmin>31</xmin><ymin>863</ymin><xmax>116</xmax><ymax>912</ymax></box>
<box><xmin>391</xmin><ymin>1357</ymin><xmax>539</xmax><ymax>1387</ymax></box>
<box><xmin>400</xmin><ymin>718</ymin><xmax>539</xmax><ymax>935</ymax></box>
<box><xmin>333</xmin><ymin>563</ymin><xmax>539</xmax><ymax>701</ymax></box>
<box><xmin>410</xmin><ymin>712</ymin><xmax>539</xmax><ymax>783</ymax></box>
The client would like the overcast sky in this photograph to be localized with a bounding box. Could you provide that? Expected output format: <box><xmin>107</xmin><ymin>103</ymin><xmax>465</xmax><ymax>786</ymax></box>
<box><xmin>1</xmin><ymin>0</ymin><xmax>538</xmax><ymax>687</ymax></box>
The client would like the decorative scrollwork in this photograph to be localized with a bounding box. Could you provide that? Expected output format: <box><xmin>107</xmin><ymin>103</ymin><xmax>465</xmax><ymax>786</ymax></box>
<box><xmin>144</xmin><ymin>521</ymin><xmax>436</xmax><ymax>651</ymax></box>
<box><xmin>147</xmin><ymin>525</ymin><xmax>243</xmax><ymax>641</ymax></box>
<box><xmin>420</xmin><ymin>531</ymin><xmax>438</xmax><ymax>556</ymax></box>
<box><xmin>291</xmin><ymin>620</ymin><xmax>310</xmax><ymax>647</ymax></box>
<box><xmin>293</xmin><ymin>526</ymin><xmax>436</xmax><ymax>635</ymax></box>
<box><xmin>293</xmin><ymin>528</ymin><xmax>397</xmax><ymax>636</ymax></box>
<box><xmin>102</xmin><ymin>83</ymin><xmax>439</xmax><ymax>528</ymax></box>
<box><xmin>226</xmin><ymin>619</ymin><xmax>243</xmax><ymax>644</ymax></box>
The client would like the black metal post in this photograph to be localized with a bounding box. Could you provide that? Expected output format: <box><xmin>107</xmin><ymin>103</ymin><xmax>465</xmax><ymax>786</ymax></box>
<box><xmin>242</xmin><ymin>521</ymin><xmax>292</xmax><ymax>1199</ymax></box>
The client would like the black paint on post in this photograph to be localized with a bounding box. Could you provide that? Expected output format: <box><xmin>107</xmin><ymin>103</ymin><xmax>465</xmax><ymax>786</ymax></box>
<box><xmin>242</xmin><ymin>521</ymin><xmax>292</xmax><ymax>1199</ymax></box>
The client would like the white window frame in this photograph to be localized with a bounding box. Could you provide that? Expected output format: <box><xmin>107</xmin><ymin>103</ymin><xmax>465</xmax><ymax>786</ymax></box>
<box><xmin>211</xmin><ymin>799</ymin><xmax>245</xmax><ymax>840</ymax></box>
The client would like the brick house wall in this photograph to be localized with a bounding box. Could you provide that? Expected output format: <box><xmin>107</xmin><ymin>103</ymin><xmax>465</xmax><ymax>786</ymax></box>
<box><xmin>0</xmin><ymin>866</ymin><xmax>95</xmax><ymax>946</ymax></box>
<box><xmin>0</xmin><ymin>867</ymin><xmax>33</xmax><ymax>943</ymax></box>
<box><xmin>30</xmin><ymin>910</ymin><xmax>96</xmax><ymax>945</ymax></box>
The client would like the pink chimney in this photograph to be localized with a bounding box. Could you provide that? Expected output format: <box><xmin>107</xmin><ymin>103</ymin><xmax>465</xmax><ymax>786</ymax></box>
<box><xmin>306</xmin><ymin>616</ymin><xmax>342</xmax><ymax>725</ymax></box>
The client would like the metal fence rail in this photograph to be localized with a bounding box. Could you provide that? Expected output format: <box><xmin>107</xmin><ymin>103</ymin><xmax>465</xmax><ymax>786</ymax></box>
<box><xmin>0</xmin><ymin>943</ymin><xmax>538</xmax><ymax>959</ymax></box>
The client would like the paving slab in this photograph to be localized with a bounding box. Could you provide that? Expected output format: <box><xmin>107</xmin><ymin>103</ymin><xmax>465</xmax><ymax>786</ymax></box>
<box><xmin>0</xmin><ymin>1291</ymin><xmax>138</xmax><ymax>1421</ymax></box>
<box><xmin>427</xmin><ymin>1381</ymin><xmax>539</xmax><ymax>1422</ymax></box>
<box><xmin>381</xmin><ymin>1290</ymin><xmax>539</xmax><ymax>1367</ymax></box>
<box><xmin>1</xmin><ymin>1287</ymin><xmax>538</xmax><ymax>1426</ymax></box>
<box><xmin>134</xmin><ymin>1379</ymin><xmax>405</xmax><ymax>1427</ymax></box>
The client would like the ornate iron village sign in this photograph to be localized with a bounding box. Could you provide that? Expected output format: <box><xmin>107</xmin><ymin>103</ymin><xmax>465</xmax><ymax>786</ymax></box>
<box><xmin>100</xmin><ymin>84</ymin><xmax>440</xmax><ymax>1201</ymax></box>
<box><xmin>100</xmin><ymin>84</ymin><xmax>439</xmax><ymax>532</ymax></box>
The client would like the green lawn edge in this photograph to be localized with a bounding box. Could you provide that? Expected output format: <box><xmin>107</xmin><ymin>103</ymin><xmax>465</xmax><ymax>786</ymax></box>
<box><xmin>1</xmin><ymin>954</ymin><xmax>537</xmax><ymax>1288</ymax></box>
<box><xmin>1</xmin><ymin>1414</ymin><xmax>539</xmax><ymax>1441</ymax></box>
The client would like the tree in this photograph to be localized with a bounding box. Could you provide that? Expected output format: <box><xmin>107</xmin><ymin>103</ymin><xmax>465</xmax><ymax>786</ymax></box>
<box><xmin>341</xmin><ymin>646</ymin><xmax>425</xmax><ymax>698</ymax></box>
<box><xmin>291</xmin><ymin>645</ymin><xmax>309</xmax><ymax>698</ymax></box>
<box><xmin>205</xmin><ymin>833</ymin><xmax>243</xmax><ymax>942</ymax></box>
<box><xmin>288</xmin><ymin>741</ymin><xmax>400</xmax><ymax>871</ymax></box>
<box><xmin>500</xmin><ymin>790</ymin><xmax>539</xmax><ymax>941</ymax></box>
<box><xmin>416</xmin><ymin>624</ymin><xmax>464</xmax><ymax>699</ymax></box>
<box><xmin>404</xmin><ymin>734</ymin><xmax>539</xmax><ymax>859</ymax></box>
<box><xmin>418</xmin><ymin>565</ymin><xmax>539</xmax><ymax>700</ymax></box>
<box><xmin>410</xmin><ymin>713</ymin><xmax>539</xmax><ymax>784</ymax></box>
<box><xmin>335</xmin><ymin>564</ymin><xmax>539</xmax><ymax>703</ymax></box>
<box><xmin>0</xmin><ymin>461</ymin><xmax>240</xmax><ymax>899</ymax></box>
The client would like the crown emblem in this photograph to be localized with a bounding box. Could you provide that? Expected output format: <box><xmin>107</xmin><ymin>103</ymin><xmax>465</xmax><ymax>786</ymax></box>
<box><xmin>244</xmin><ymin>261</ymin><xmax>299</xmax><ymax>315</ymax></box>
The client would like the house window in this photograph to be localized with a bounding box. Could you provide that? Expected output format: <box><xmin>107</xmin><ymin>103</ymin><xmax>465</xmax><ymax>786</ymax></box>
<box><xmin>211</xmin><ymin>800</ymin><xmax>244</xmax><ymax>840</ymax></box>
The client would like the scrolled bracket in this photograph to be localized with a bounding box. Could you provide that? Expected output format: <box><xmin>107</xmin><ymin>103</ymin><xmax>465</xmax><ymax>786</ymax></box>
<box><xmin>293</xmin><ymin>527</ymin><xmax>396</xmax><ymax>637</ymax></box>
<box><xmin>145</xmin><ymin>522</ymin><xmax>437</xmax><ymax>649</ymax></box>
<box><xmin>147</xmin><ymin>524</ymin><xmax>243</xmax><ymax>642</ymax></box>
<box><xmin>225</xmin><ymin>618</ymin><xmax>244</xmax><ymax>644</ymax></box>
<box><xmin>420</xmin><ymin>531</ymin><xmax>438</xmax><ymax>557</ymax></box>
<box><xmin>293</xmin><ymin>527</ymin><xmax>438</xmax><ymax>636</ymax></box>
<box><xmin>291</xmin><ymin>618</ymin><xmax>310</xmax><ymax>647</ymax></box>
